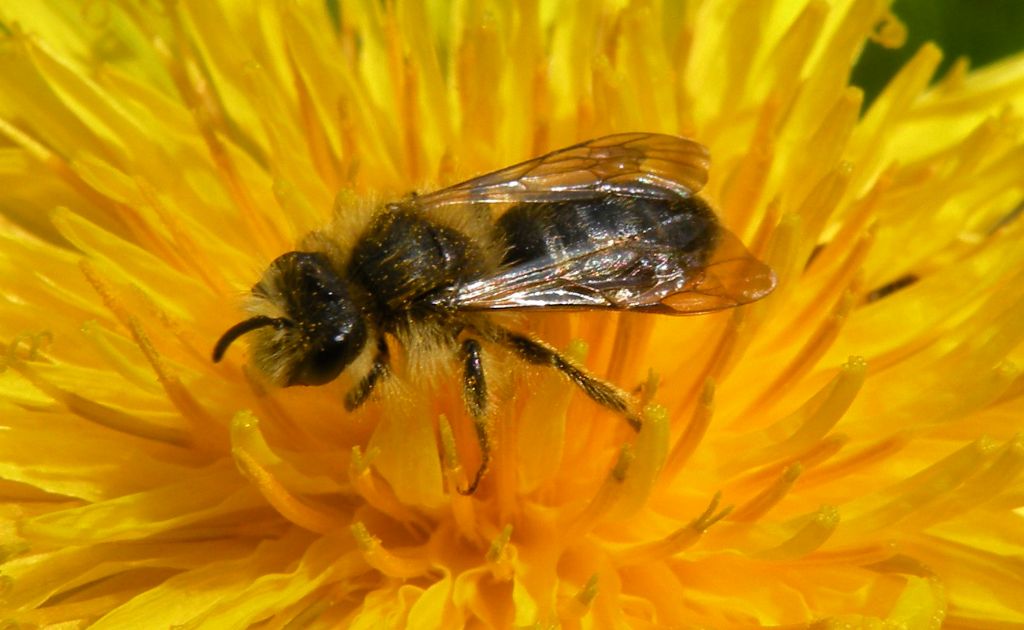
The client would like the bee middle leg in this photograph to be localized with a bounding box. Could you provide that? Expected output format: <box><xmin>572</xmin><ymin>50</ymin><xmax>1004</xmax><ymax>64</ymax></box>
<box><xmin>458</xmin><ymin>338</ymin><xmax>490</xmax><ymax>495</ymax></box>
<box><xmin>344</xmin><ymin>337</ymin><xmax>390</xmax><ymax>411</ymax></box>
<box><xmin>491</xmin><ymin>327</ymin><xmax>642</xmax><ymax>432</ymax></box>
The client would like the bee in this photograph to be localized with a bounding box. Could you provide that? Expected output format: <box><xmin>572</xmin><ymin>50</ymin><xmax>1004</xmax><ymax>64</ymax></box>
<box><xmin>213</xmin><ymin>133</ymin><xmax>776</xmax><ymax>493</ymax></box>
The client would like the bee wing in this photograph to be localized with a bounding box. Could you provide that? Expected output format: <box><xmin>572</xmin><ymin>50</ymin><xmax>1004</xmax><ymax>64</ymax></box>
<box><xmin>453</xmin><ymin>227</ymin><xmax>777</xmax><ymax>315</ymax></box>
<box><xmin>411</xmin><ymin>133</ymin><xmax>710</xmax><ymax>210</ymax></box>
<box><xmin>414</xmin><ymin>132</ymin><xmax>773</xmax><ymax>315</ymax></box>
<box><xmin>656</xmin><ymin>229</ymin><xmax>778</xmax><ymax>313</ymax></box>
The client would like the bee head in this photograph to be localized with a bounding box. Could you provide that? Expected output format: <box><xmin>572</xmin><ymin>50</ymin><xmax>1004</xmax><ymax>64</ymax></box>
<box><xmin>213</xmin><ymin>251</ymin><xmax>368</xmax><ymax>386</ymax></box>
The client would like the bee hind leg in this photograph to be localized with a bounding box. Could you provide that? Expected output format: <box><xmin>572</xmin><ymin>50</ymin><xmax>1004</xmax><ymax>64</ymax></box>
<box><xmin>344</xmin><ymin>337</ymin><xmax>390</xmax><ymax>411</ymax></box>
<box><xmin>492</xmin><ymin>328</ymin><xmax>641</xmax><ymax>432</ymax></box>
<box><xmin>457</xmin><ymin>338</ymin><xmax>490</xmax><ymax>495</ymax></box>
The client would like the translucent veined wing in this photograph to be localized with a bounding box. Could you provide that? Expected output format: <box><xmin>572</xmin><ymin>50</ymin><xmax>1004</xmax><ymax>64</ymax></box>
<box><xmin>656</xmin><ymin>229</ymin><xmax>777</xmax><ymax>313</ymax></box>
<box><xmin>408</xmin><ymin>132</ymin><xmax>775</xmax><ymax>315</ymax></box>
<box><xmin>452</xmin><ymin>221</ymin><xmax>776</xmax><ymax>315</ymax></box>
<box><xmin>410</xmin><ymin>133</ymin><xmax>710</xmax><ymax>210</ymax></box>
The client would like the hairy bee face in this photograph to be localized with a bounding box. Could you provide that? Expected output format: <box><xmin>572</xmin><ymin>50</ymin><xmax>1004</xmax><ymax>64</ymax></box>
<box><xmin>215</xmin><ymin>252</ymin><xmax>368</xmax><ymax>387</ymax></box>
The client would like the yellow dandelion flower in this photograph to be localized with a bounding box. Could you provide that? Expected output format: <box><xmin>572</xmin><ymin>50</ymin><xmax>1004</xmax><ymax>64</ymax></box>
<box><xmin>2</xmin><ymin>1</ymin><xmax>1023</xmax><ymax>628</ymax></box>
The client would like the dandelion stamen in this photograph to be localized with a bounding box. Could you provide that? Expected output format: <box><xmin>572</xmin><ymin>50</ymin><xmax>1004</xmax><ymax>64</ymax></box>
<box><xmin>350</xmin><ymin>522</ymin><xmax>432</xmax><ymax>579</ymax></box>
<box><xmin>485</xmin><ymin>524</ymin><xmax>515</xmax><ymax>581</ymax></box>
<box><xmin>805</xmin><ymin>168</ymin><xmax>892</xmax><ymax>275</ymax></box>
<box><xmin>726</xmin><ymin>356</ymin><xmax>865</xmax><ymax>472</ymax></box>
<box><xmin>730</xmin><ymin>433</ymin><xmax>848</xmax><ymax>492</ymax></box>
<box><xmin>3</xmin><ymin>330</ymin><xmax>52</xmax><ymax>366</ymax></box>
<box><xmin>804</xmin><ymin>431</ymin><xmax>912</xmax><ymax>487</ymax></box>
<box><xmin>10</xmin><ymin>360</ymin><xmax>192</xmax><ymax>447</ymax></box>
<box><xmin>293</xmin><ymin>70</ymin><xmax>342</xmax><ymax>193</ymax></box>
<box><xmin>662</xmin><ymin>379</ymin><xmax>714</xmax><ymax>485</ymax></box>
<box><xmin>79</xmin><ymin>320</ymin><xmax>160</xmax><ymax>391</ymax></box>
<box><xmin>747</xmin><ymin>293</ymin><xmax>856</xmax><ymax>415</ymax></box>
<box><xmin>956</xmin><ymin>435</ymin><xmax>1024</xmax><ymax>505</ymax></box>
<box><xmin>677</xmin><ymin>311</ymin><xmax>741</xmax><ymax>413</ymax></box>
<box><xmin>116</xmin><ymin>315</ymin><xmax>223</xmax><ymax>447</ymax></box>
<box><xmin>839</xmin><ymin>438</ymin><xmax>997</xmax><ymax>541</ymax></box>
<box><xmin>753</xmin><ymin>505</ymin><xmax>839</xmax><ymax>560</ymax></box>
<box><xmin>611</xmin><ymin>492</ymin><xmax>733</xmax><ymax>567</ymax></box>
<box><xmin>795</xmin><ymin>90</ymin><xmax>862</xmax><ymax>201</ymax></box>
<box><xmin>154</xmin><ymin>19</ymin><xmax>282</xmax><ymax>256</ymax></box>
<box><xmin>719</xmin><ymin>97</ymin><xmax>776</xmax><ymax>233</ymax></box>
<box><xmin>754</xmin><ymin>1</ymin><xmax>827</xmax><ymax>117</ymax></box>
<box><xmin>558</xmin><ymin>574</ymin><xmax>599</xmax><ymax>622</ymax></box>
<box><xmin>233</xmin><ymin>444</ymin><xmax>345</xmax><ymax>536</ymax></box>
<box><xmin>607</xmin><ymin>405</ymin><xmax>670</xmax><ymax>519</ymax></box>
<box><xmin>606</xmin><ymin>313</ymin><xmax>656</xmax><ymax>387</ymax></box>
<box><xmin>796</xmin><ymin>541</ymin><xmax>899</xmax><ymax>567</ymax></box>
<box><xmin>0</xmin><ymin>113</ymin><xmax>52</xmax><ymax>164</ymax></box>
<box><xmin>795</xmin><ymin>230</ymin><xmax>874</xmax><ymax>325</ymax></box>
<box><xmin>239</xmin><ymin>368</ymin><xmax>315</xmax><ymax>451</ymax></box>
<box><xmin>0</xmin><ymin>116</ymin><xmax>128</xmax><ymax>230</ymax></box>
<box><xmin>730</xmin><ymin>463</ymin><xmax>802</xmax><ymax>522</ymax></box>
<box><xmin>439</xmin><ymin>416</ymin><xmax>480</xmax><ymax>541</ymax></box>
<box><xmin>134</xmin><ymin>177</ymin><xmax>232</xmax><ymax>295</ymax></box>
<box><xmin>869</xmin><ymin>11</ymin><xmax>908</xmax><ymax>48</ymax></box>
<box><xmin>348</xmin><ymin>445</ymin><xmax>430</xmax><ymax>533</ymax></box>
<box><xmin>898</xmin><ymin>435</ymin><xmax>1024</xmax><ymax>530</ymax></box>
<box><xmin>565</xmin><ymin>444</ymin><xmax>634</xmax><ymax>539</ymax></box>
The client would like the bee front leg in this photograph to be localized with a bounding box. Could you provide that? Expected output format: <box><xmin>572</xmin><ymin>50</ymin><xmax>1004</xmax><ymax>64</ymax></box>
<box><xmin>493</xmin><ymin>328</ymin><xmax>642</xmax><ymax>432</ymax></box>
<box><xmin>344</xmin><ymin>337</ymin><xmax>390</xmax><ymax>411</ymax></box>
<box><xmin>458</xmin><ymin>338</ymin><xmax>490</xmax><ymax>495</ymax></box>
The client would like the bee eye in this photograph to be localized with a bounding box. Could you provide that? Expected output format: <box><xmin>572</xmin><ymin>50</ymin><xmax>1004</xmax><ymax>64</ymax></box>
<box><xmin>287</xmin><ymin>319</ymin><xmax>367</xmax><ymax>386</ymax></box>
<box><xmin>270</xmin><ymin>252</ymin><xmax>368</xmax><ymax>387</ymax></box>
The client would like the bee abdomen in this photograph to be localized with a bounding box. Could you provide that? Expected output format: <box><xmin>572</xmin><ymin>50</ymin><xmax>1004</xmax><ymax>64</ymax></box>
<box><xmin>495</xmin><ymin>194</ymin><xmax>718</xmax><ymax>267</ymax></box>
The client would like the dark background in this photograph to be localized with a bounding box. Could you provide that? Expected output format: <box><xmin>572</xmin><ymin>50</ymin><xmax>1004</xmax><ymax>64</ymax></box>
<box><xmin>852</xmin><ymin>0</ymin><xmax>1024</xmax><ymax>107</ymax></box>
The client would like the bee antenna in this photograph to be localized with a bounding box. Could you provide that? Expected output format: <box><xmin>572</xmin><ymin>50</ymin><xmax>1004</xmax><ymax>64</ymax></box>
<box><xmin>212</xmin><ymin>316</ymin><xmax>292</xmax><ymax>362</ymax></box>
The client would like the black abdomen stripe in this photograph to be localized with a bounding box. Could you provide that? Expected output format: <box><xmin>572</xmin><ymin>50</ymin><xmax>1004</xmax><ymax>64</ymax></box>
<box><xmin>495</xmin><ymin>194</ymin><xmax>719</xmax><ymax>267</ymax></box>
